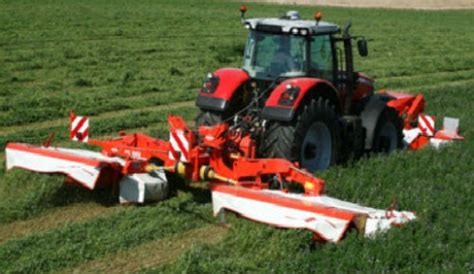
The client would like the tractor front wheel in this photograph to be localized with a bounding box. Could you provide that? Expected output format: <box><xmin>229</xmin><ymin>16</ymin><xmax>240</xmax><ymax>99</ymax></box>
<box><xmin>260</xmin><ymin>97</ymin><xmax>341</xmax><ymax>173</ymax></box>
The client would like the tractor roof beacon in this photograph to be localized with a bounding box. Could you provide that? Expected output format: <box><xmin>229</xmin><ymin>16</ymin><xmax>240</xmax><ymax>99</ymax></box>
<box><xmin>196</xmin><ymin>8</ymin><xmax>403</xmax><ymax>173</ymax></box>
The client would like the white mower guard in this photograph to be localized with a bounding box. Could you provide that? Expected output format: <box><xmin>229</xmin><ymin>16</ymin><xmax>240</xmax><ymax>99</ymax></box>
<box><xmin>211</xmin><ymin>185</ymin><xmax>416</xmax><ymax>242</ymax></box>
<box><xmin>5</xmin><ymin>143</ymin><xmax>168</xmax><ymax>204</ymax></box>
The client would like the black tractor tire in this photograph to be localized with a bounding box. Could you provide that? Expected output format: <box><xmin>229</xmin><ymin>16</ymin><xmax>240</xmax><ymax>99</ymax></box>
<box><xmin>371</xmin><ymin>107</ymin><xmax>403</xmax><ymax>153</ymax></box>
<box><xmin>260</xmin><ymin>97</ymin><xmax>341</xmax><ymax>173</ymax></box>
<box><xmin>195</xmin><ymin>110</ymin><xmax>224</xmax><ymax>127</ymax></box>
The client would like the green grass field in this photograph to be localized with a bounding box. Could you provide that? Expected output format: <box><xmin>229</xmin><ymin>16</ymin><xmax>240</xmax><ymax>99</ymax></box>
<box><xmin>0</xmin><ymin>0</ymin><xmax>473</xmax><ymax>272</ymax></box>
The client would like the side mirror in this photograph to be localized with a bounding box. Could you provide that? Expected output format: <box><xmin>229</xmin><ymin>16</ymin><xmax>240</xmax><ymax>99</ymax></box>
<box><xmin>343</xmin><ymin>19</ymin><xmax>352</xmax><ymax>36</ymax></box>
<box><xmin>357</xmin><ymin>39</ymin><xmax>368</xmax><ymax>57</ymax></box>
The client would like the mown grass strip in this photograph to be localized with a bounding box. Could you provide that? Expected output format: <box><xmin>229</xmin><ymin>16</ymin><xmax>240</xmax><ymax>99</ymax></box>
<box><xmin>0</xmin><ymin>203</ymin><xmax>123</xmax><ymax>244</ymax></box>
<box><xmin>376</xmin><ymin>69</ymin><xmax>474</xmax><ymax>90</ymax></box>
<box><xmin>0</xmin><ymin>87</ymin><xmax>198</xmax><ymax>127</ymax></box>
<box><xmin>0</xmin><ymin>100</ymin><xmax>194</xmax><ymax>136</ymax></box>
<box><xmin>60</xmin><ymin>224</ymin><xmax>226</xmax><ymax>274</ymax></box>
<box><xmin>0</xmin><ymin>170</ymin><xmax>115</xmax><ymax>224</ymax></box>
<box><xmin>0</xmin><ymin>191</ymin><xmax>214</xmax><ymax>273</ymax></box>
<box><xmin>375</xmin><ymin>68</ymin><xmax>474</xmax><ymax>82</ymax></box>
<box><xmin>362</xmin><ymin>56</ymin><xmax>474</xmax><ymax>79</ymax></box>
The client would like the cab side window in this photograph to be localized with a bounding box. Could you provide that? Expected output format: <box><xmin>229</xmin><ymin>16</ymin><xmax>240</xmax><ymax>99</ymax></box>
<box><xmin>310</xmin><ymin>35</ymin><xmax>333</xmax><ymax>81</ymax></box>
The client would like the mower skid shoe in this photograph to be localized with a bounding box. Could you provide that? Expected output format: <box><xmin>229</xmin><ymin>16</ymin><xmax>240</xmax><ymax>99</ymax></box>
<box><xmin>5</xmin><ymin>143</ymin><xmax>125</xmax><ymax>189</ymax></box>
<box><xmin>119</xmin><ymin>171</ymin><xmax>169</xmax><ymax>204</ymax></box>
<box><xmin>211</xmin><ymin>185</ymin><xmax>415</xmax><ymax>242</ymax></box>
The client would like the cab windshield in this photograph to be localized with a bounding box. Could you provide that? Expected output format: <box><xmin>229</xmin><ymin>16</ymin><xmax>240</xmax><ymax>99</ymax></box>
<box><xmin>243</xmin><ymin>31</ymin><xmax>307</xmax><ymax>80</ymax></box>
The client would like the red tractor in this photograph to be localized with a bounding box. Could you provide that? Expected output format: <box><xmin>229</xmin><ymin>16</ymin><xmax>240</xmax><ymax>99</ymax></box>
<box><xmin>5</xmin><ymin>8</ymin><xmax>462</xmax><ymax>241</ymax></box>
<box><xmin>196</xmin><ymin>9</ymin><xmax>402</xmax><ymax>172</ymax></box>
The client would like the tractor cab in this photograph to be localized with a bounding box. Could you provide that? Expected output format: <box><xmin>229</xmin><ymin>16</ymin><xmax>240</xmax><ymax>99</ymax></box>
<box><xmin>242</xmin><ymin>11</ymin><xmax>339</xmax><ymax>82</ymax></box>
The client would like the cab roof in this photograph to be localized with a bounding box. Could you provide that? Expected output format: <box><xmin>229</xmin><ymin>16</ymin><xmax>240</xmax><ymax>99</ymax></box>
<box><xmin>244</xmin><ymin>12</ymin><xmax>340</xmax><ymax>35</ymax></box>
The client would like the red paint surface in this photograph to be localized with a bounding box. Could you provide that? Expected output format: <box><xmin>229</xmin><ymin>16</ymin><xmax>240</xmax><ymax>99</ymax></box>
<box><xmin>264</xmin><ymin>78</ymin><xmax>337</xmax><ymax>109</ymax></box>
<box><xmin>199</xmin><ymin>68</ymin><xmax>249</xmax><ymax>101</ymax></box>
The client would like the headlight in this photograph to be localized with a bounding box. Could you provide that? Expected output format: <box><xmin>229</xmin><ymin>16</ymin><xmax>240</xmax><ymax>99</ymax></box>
<box><xmin>299</xmin><ymin>28</ymin><xmax>308</xmax><ymax>35</ymax></box>
<box><xmin>201</xmin><ymin>73</ymin><xmax>219</xmax><ymax>94</ymax></box>
<box><xmin>278</xmin><ymin>84</ymin><xmax>300</xmax><ymax>106</ymax></box>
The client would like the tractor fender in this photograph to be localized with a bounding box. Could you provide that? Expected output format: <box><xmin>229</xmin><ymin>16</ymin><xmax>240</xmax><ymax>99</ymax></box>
<box><xmin>359</xmin><ymin>94</ymin><xmax>394</xmax><ymax>150</ymax></box>
<box><xmin>261</xmin><ymin>78</ymin><xmax>339</xmax><ymax>122</ymax></box>
<box><xmin>196</xmin><ymin>68</ymin><xmax>250</xmax><ymax>111</ymax></box>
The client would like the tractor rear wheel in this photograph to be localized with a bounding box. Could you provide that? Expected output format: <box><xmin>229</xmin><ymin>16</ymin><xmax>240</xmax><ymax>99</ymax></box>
<box><xmin>195</xmin><ymin>110</ymin><xmax>224</xmax><ymax>127</ymax></box>
<box><xmin>260</xmin><ymin>97</ymin><xmax>341</xmax><ymax>173</ymax></box>
<box><xmin>371</xmin><ymin>107</ymin><xmax>403</xmax><ymax>153</ymax></box>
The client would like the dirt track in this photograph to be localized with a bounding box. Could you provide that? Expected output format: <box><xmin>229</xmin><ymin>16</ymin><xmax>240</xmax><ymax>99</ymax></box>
<box><xmin>246</xmin><ymin>0</ymin><xmax>474</xmax><ymax>10</ymax></box>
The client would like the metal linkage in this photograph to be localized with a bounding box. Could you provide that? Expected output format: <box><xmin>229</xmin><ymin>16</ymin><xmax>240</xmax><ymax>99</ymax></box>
<box><xmin>95</xmin><ymin>115</ymin><xmax>325</xmax><ymax>196</ymax></box>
